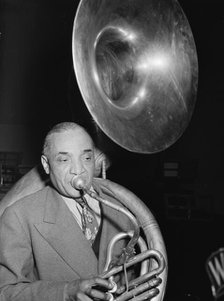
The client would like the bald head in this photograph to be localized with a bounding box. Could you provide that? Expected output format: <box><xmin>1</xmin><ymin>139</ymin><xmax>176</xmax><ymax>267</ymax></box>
<box><xmin>42</xmin><ymin>122</ymin><xmax>92</xmax><ymax>158</ymax></box>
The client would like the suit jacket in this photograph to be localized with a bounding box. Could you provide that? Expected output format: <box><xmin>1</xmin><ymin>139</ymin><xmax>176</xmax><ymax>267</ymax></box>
<box><xmin>0</xmin><ymin>181</ymin><xmax>131</xmax><ymax>301</ymax></box>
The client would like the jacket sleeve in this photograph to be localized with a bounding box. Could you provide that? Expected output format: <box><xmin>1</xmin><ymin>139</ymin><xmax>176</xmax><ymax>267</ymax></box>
<box><xmin>0</xmin><ymin>206</ymin><xmax>67</xmax><ymax>301</ymax></box>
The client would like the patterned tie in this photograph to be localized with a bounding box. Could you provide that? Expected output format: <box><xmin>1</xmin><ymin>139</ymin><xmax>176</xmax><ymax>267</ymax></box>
<box><xmin>80</xmin><ymin>197</ymin><xmax>99</xmax><ymax>245</ymax></box>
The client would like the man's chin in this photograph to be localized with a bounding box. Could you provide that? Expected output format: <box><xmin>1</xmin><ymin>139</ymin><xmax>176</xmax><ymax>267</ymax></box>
<box><xmin>70</xmin><ymin>190</ymin><xmax>83</xmax><ymax>199</ymax></box>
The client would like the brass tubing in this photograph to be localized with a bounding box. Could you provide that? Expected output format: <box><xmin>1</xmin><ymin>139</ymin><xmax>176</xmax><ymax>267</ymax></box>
<box><xmin>93</xmin><ymin>178</ymin><xmax>168</xmax><ymax>301</ymax></box>
<box><xmin>86</xmin><ymin>188</ymin><xmax>140</xmax><ymax>257</ymax></box>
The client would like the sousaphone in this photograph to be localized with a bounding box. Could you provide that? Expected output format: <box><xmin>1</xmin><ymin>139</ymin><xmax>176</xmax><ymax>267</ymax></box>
<box><xmin>72</xmin><ymin>0</ymin><xmax>198</xmax><ymax>300</ymax></box>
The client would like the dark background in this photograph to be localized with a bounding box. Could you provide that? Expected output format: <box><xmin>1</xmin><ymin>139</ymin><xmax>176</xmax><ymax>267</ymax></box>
<box><xmin>0</xmin><ymin>0</ymin><xmax>224</xmax><ymax>300</ymax></box>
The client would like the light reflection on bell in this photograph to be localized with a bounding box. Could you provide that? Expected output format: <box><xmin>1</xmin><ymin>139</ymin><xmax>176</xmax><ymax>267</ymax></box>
<box><xmin>72</xmin><ymin>0</ymin><xmax>198</xmax><ymax>153</ymax></box>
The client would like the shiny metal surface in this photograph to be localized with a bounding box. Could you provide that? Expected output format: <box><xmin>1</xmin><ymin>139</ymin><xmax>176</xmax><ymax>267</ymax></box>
<box><xmin>72</xmin><ymin>0</ymin><xmax>198</xmax><ymax>153</ymax></box>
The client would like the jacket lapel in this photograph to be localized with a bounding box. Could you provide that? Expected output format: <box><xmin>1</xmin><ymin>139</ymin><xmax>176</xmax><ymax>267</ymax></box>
<box><xmin>34</xmin><ymin>187</ymin><xmax>98</xmax><ymax>278</ymax></box>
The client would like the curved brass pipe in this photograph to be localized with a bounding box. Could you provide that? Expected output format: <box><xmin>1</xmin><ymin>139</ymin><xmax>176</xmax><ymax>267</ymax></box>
<box><xmin>84</xmin><ymin>178</ymin><xmax>168</xmax><ymax>301</ymax></box>
<box><xmin>103</xmin><ymin>231</ymin><xmax>149</xmax><ymax>275</ymax></box>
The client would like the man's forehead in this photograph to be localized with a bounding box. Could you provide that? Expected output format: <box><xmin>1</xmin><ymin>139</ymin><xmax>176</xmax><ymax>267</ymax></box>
<box><xmin>50</xmin><ymin>128</ymin><xmax>93</xmax><ymax>150</ymax></box>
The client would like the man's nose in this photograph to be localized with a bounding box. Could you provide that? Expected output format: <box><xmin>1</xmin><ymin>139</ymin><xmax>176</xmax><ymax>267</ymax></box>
<box><xmin>69</xmin><ymin>161</ymin><xmax>84</xmax><ymax>175</ymax></box>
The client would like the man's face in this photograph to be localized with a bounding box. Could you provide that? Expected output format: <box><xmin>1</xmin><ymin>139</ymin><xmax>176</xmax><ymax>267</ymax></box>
<box><xmin>41</xmin><ymin>127</ymin><xmax>95</xmax><ymax>199</ymax></box>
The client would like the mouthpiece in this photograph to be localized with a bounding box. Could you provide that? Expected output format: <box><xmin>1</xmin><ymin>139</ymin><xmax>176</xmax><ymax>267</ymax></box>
<box><xmin>71</xmin><ymin>177</ymin><xmax>86</xmax><ymax>190</ymax></box>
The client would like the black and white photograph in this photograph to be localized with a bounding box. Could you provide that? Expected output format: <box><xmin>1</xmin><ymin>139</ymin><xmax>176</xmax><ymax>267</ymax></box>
<box><xmin>0</xmin><ymin>0</ymin><xmax>224</xmax><ymax>300</ymax></box>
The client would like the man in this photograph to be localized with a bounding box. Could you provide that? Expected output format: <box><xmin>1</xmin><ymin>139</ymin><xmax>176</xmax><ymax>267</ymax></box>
<box><xmin>0</xmin><ymin>122</ymin><xmax>160</xmax><ymax>300</ymax></box>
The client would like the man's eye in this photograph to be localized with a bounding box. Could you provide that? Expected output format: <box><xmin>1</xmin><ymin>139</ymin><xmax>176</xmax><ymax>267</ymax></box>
<box><xmin>57</xmin><ymin>157</ymin><xmax>68</xmax><ymax>162</ymax></box>
<box><xmin>83</xmin><ymin>154</ymin><xmax>93</xmax><ymax>161</ymax></box>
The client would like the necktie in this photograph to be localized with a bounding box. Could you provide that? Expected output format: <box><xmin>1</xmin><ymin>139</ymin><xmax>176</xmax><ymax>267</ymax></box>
<box><xmin>80</xmin><ymin>197</ymin><xmax>99</xmax><ymax>245</ymax></box>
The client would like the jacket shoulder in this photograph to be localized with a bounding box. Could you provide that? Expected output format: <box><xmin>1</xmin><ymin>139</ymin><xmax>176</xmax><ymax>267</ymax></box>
<box><xmin>2</xmin><ymin>186</ymin><xmax>50</xmax><ymax>221</ymax></box>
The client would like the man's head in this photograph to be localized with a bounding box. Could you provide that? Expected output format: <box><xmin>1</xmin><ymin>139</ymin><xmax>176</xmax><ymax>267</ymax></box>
<box><xmin>41</xmin><ymin>122</ymin><xmax>95</xmax><ymax>199</ymax></box>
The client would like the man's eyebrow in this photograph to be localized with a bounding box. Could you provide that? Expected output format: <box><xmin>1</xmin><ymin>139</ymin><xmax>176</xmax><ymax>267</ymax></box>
<box><xmin>55</xmin><ymin>150</ymin><xmax>93</xmax><ymax>155</ymax></box>
<box><xmin>57</xmin><ymin>152</ymin><xmax>69</xmax><ymax>155</ymax></box>
<box><xmin>83</xmin><ymin>149</ymin><xmax>93</xmax><ymax>153</ymax></box>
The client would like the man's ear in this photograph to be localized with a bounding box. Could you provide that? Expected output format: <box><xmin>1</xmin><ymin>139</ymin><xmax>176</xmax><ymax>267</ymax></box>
<box><xmin>41</xmin><ymin>155</ymin><xmax>50</xmax><ymax>175</ymax></box>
